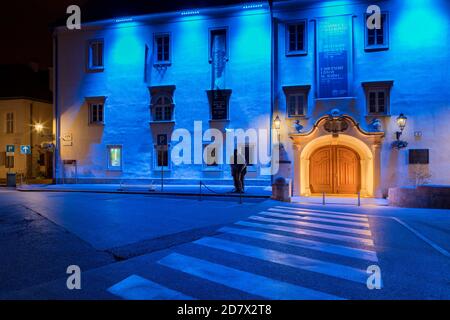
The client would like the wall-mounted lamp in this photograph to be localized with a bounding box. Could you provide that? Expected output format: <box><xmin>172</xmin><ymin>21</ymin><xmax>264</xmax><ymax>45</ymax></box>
<box><xmin>392</xmin><ymin>113</ymin><xmax>408</xmax><ymax>149</ymax></box>
<box><xmin>395</xmin><ymin>113</ymin><xmax>407</xmax><ymax>140</ymax></box>
<box><xmin>274</xmin><ymin>115</ymin><xmax>281</xmax><ymax>131</ymax></box>
<box><xmin>274</xmin><ymin>115</ymin><xmax>282</xmax><ymax>145</ymax></box>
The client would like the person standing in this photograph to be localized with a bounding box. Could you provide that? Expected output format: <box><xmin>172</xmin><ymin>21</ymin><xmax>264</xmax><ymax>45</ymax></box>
<box><xmin>230</xmin><ymin>149</ymin><xmax>247</xmax><ymax>193</ymax></box>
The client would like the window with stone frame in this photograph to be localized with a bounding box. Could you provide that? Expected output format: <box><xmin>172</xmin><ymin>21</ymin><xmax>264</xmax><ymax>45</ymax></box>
<box><xmin>365</xmin><ymin>12</ymin><xmax>389</xmax><ymax>51</ymax></box>
<box><xmin>362</xmin><ymin>81</ymin><xmax>393</xmax><ymax>116</ymax></box>
<box><xmin>89</xmin><ymin>103</ymin><xmax>104</xmax><ymax>124</ymax></box>
<box><xmin>153</xmin><ymin>96</ymin><xmax>173</xmax><ymax>121</ymax></box>
<box><xmin>286</xmin><ymin>20</ymin><xmax>308</xmax><ymax>55</ymax></box>
<box><xmin>149</xmin><ymin>86</ymin><xmax>176</xmax><ymax>122</ymax></box>
<box><xmin>154</xmin><ymin>33</ymin><xmax>171</xmax><ymax>64</ymax></box>
<box><xmin>87</xmin><ymin>39</ymin><xmax>104</xmax><ymax>71</ymax></box>
<box><xmin>86</xmin><ymin>96</ymin><xmax>106</xmax><ymax>125</ymax></box>
<box><xmin>282</xmin><ymin>85</ymin><xmax>310</xmax><ymax>117</ymax></box>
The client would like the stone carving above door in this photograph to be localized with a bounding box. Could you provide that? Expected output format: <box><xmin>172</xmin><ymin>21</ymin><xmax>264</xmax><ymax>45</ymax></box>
<box><xmin>323</xmin><ymin>109</ymin><xmax>349</xmax><ymax>137</ymax></box>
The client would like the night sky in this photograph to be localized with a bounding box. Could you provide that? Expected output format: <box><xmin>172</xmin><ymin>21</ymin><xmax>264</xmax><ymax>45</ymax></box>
<box><xmin>0</xmin><ymin>0</ymin><xmax>250</xmax><ymax>69</ymax></box>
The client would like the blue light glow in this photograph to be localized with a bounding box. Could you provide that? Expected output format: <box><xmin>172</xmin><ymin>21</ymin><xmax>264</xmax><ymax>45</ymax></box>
<box><xmin>115</xmin><ymin>17</ymin><xmax>134</xmax><ymax>23</ymax></box>
<box><xmin>243</xmin><ymin>3</ymin><xmax>263</xmax><ymax>10</ymax></box>
<box><xmin>180</xmin><ymin>10</ymin><xmax>200</xmax><ymax>16</ymax></box>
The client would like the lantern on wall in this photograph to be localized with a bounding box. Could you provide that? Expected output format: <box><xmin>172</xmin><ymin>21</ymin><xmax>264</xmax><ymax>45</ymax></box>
<box><xmin>392</xmin><ymin>113</ymin><xmax>408</xmax><ymax>149</ymax></box>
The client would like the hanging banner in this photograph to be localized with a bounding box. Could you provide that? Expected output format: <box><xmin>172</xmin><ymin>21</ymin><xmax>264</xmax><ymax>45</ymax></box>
<box><xmin>316</xmin><ymin>15</ymin><xmax>353</xmax><ymax>98</ymax></box>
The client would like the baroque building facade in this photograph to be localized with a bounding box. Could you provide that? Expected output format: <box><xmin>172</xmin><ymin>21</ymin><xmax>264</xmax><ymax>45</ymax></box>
<box><xmin>54</xmin><ymin>0</ymin><xmax>450</xmax><ymax>197</ymax></box>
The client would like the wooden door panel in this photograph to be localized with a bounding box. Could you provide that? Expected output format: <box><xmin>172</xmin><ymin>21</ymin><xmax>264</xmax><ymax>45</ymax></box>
<box><xmin>309</xmin><ymin>146</ymin><xmax>360</xmax><ymax>195</ymax></box>
<box><xmin>336</xmin><ymin>147</ymin><xmax>360</xmax><ymax>194</ymax></box>
<box><xmin>310</xmin><ymin>147</ymin><xmax>333</xmax><ymax>194</ymax></box>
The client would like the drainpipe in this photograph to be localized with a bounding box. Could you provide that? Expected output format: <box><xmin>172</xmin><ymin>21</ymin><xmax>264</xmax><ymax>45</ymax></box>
<box><xmin>53</xmin><ymin>32</ymin><xmax>59</xmax><ymax>184</ymax></box>
<box><xmin>269</xmin><ymin>0</ymin><xmax>275</xmax><ymax>185</ymax></box>
<box><xmin>29</xmin><ymin>102</ymin><xmax>33</xmax><ymax>178</ymax></box>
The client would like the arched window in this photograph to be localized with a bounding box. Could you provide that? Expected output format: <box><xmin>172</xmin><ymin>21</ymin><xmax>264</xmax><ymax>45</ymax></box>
<box><xmin>152</xmin><ymin>95</ymin><xmax>173</xmax><ymax>121</ymax></box>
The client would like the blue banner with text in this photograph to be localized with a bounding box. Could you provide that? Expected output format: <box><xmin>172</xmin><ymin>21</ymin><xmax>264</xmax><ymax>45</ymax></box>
<box><xmin>316</xmin><ymin>15</ymin><xmax>353</xmax><ymax>99</ymax></box>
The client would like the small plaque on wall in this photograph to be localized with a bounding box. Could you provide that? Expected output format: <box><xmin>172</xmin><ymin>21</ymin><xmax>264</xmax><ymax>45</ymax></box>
<box><xmin>409</xmin><ymin>149</ymin><xmax>429</xmax><ymax>164</ymax></box>
<box><xmin>207</xmin><ymin>89</ymin><xmax>231</xmax><ymax>121</ymax></box>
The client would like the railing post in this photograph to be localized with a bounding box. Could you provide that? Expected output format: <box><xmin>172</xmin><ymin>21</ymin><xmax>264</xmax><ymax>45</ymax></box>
<box><xmin>239</xmin><ymin>188</ymin><xmax>243</xmax><ymax>205</ymax></box>
<box><xmin>161</xmin><ymin>166</ymin><xmax>164</xmax><ymax>192</ymax></box>
<box><xmin>199</xmin><ymin>181</ymin><xmax>202</xmax><ymax>202</ymax></box>
<box><xmin>358</xmin><ymin>191</ymin><xmax>361</xmax><ymax>207</ymax></box>
<box><xmin>322</xmin><ymin>192</ymin><xmax>325</xmax><ymax>205</ymax></box>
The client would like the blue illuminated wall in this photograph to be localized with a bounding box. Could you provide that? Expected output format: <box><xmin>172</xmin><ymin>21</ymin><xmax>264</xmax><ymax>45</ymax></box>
<box><xmin>55</xmin><ymin>0</ymin><xmax>450</xmax><ymax>193</ymax></box>
<box><xmin>55</xmin><ymin>4</ymin><xmax>272</xmax><ymax>183</ymax></box>
<box><xmin>274</xmin><ymin>0</ymin><xmax>450</xmax><ymax>195</ymax></box>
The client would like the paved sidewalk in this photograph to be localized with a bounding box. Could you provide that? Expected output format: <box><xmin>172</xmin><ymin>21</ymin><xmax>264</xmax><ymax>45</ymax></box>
<box><xmin>17</xmin><ymin>183</ymin><xmax>272</xmax><ymax>198</ymax></box>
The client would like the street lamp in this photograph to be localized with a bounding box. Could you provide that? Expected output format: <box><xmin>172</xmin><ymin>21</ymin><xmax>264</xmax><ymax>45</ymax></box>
<box><xmin>34</xmin><ymin>123</ymin><xmax>44</xmax><ymax>134</ymax></box>
<box><xmin>395</xmin><ymin>113</ymin><xmax>407</xmax><ymax>140</ymax></box>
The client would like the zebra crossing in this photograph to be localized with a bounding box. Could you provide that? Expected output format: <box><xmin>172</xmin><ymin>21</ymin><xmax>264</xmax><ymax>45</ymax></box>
<box><xmin>107</xmin><ymin>205</ymin><xmax>380</xmax><ymax>300</ymax></box>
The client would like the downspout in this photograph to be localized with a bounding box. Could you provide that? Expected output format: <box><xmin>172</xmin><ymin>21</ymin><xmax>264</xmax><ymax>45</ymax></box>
<box><xmin>29</xmin><ymin>102</ymin><xmax>33</xmax><ymax>178</ymax></box>
<box><xmin>52</xmin><ymin>32</ymin><xmax>59</xmax><ymax>184</ymax></box>
<box><xmin>269</xmin><ymin>0</ymin><xmax>274</xmax><ymax>185</ymax></box>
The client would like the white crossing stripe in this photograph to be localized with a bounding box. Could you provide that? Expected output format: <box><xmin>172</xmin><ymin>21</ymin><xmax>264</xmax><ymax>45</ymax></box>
<box><xmin>107</xmin><ymin>275</ymin><xmax>193</xmax><ymax>300</ymax></box>
<box><xmin>236</xmin><ymin>221</ymin><xmax>374</xmax><ymax>246</ymax></box>
<box><xmin>219</xmin><ymin>226</ymin><xmax>378</xmax><ymax>262</ymax></box>
<box><xmin>269</xmin><ymin>208</ymin><xmax>369</xmax><ymax>222</ymax></box>
<box><xmin>249</xmin><ymin>215</ymin><xmax>372</xmax><ymax>237</ymax></box>
<box><xmin>159</xmin><ymin>253</ymin><xmax>343</xmax><ymax>300</ymax></box>
<box><xmin>275</xmin><ymin>206</ymin><xmax>368</xmax><ymax>218</ymax></box>
<box><xmin>194</xmin><ymin>237</ymin><xmax>369</xmax><ymax>284</ymax></box>
<box><xmin>259</xmin><ymin>211</ymin><xmax>370</xmax><ymax>228</ymax></box>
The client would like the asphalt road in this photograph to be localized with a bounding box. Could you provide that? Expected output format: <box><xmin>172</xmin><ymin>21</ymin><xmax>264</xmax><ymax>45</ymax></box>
<box><xmin>1</xmin><ymin>189</ymin><xmax>449</xmax><ymax>299</ymax></box>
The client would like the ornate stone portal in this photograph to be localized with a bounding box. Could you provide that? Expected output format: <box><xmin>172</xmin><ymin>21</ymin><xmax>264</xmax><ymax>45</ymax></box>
<box><xmin>289</xmin><ymin>111</ymin><xmax>385</xmax><ymax>198</ymax></box>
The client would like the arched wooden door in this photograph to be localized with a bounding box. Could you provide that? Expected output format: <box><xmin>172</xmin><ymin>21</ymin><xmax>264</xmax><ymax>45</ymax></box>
<box><xmin>310</xmin><ymin>146</ymin><xmax>360</xmax><ymax>194</ymax></box>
